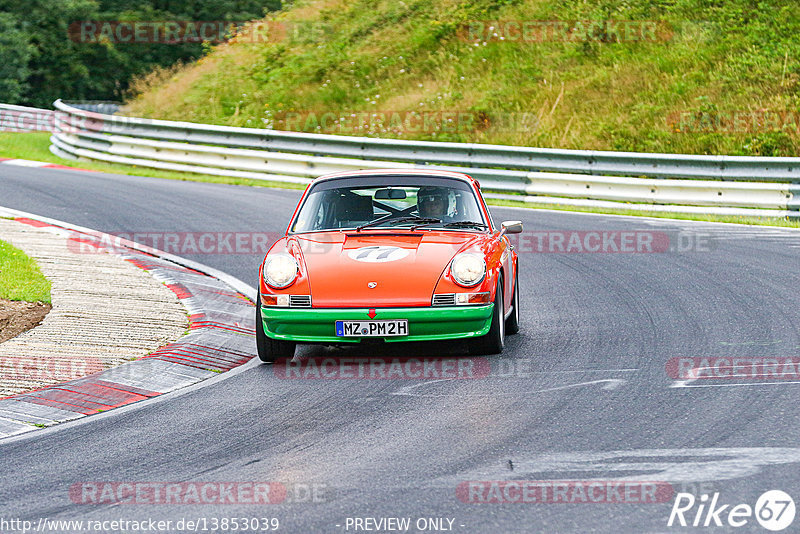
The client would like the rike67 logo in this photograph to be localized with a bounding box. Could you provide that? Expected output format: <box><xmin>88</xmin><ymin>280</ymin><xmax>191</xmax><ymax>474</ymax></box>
<box><xmin>668</xmin><ymin>490</ymin><xmax>795</xmax><ymax>531</ymax></box>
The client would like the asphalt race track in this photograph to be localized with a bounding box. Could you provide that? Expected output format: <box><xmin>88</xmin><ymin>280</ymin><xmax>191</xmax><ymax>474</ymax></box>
<box><xmin>3</xmin><ymin>165</ymin><xmax>800</xmax><ymax>533</ymax></box>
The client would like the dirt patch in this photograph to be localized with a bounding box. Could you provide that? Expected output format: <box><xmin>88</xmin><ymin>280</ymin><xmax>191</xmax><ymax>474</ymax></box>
<box><xmin>0</xmin><ymin>299</ymin><xmax>51</xmax><ymax>344</ymax></box>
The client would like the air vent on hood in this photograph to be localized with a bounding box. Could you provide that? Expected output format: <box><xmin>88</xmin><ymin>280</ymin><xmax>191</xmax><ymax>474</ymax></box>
<box><xmin>432</xmin><ymin>294</ymin><xmax>456</xmax><ymax>306</ymax></box>
<box><xmin>289</xmin><ymin>295</ymin><xmax>312</xmax><ymax>307</ymax></box>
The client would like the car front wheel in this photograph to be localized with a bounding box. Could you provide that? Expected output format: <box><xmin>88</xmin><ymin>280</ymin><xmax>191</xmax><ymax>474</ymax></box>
<box><xmin>468</xmin><ymin>276</ymin><xmax>505</xmax><ymax>355</ymax></box>
<box><xmin>256</xmin><ymin>293</ymin><xmax>296</xmax><ymax>363</ymax></box>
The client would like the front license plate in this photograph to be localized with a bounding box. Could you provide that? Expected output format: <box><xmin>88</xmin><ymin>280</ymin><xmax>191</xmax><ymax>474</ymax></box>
<box><xmin>335</xmin><ymin>320</ymin><xmax>408</xmax><ymax>337</ymax></box>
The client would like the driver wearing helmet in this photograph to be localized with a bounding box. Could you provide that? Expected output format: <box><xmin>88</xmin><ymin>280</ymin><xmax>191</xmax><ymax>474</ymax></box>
<box><xmin>417</xmin><ymin>186</ymin><xmax>451</xmax><ymax>220</ymax></box>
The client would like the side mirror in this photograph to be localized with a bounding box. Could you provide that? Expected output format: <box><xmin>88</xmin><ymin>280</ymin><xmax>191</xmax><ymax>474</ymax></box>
<box><xmin>501</xmin><ymin>221</ymin><xmax>523</xmax><ymax>234</ymax></box>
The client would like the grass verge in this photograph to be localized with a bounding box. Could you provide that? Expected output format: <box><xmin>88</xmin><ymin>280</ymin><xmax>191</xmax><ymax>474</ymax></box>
<box><xmin>125</xmin><ymin>0</ymin><xmax>800</xmax><ymax>157</ymax></box>
<box><xmin>1</xmin><ymin>131</ymin><xmax>798</xmax><ymax>228</ymax></box>
<box><xmin>488</xmin><ymin>198</ymin><xmax>800</xmax><ymax>228</ymax></box>
<box><xmin>0</xmin><ymin>239</ymin><xmax>51</xmax><ymax>303</ymax></box>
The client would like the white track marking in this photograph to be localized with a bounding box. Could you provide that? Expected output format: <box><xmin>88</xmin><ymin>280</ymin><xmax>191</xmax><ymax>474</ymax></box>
<box><xmin>1</xmin><ymin>159</ymin><xmax>50</xmax><ymax>167</ymax></box>
<box><xmin>670</xmin><ymin>362</ymin><xmax>800</xmax><ymax>388</ymax></box>
<box><xmin>671</xmin><ymin>380</ymin><xmax>800</xmax><ymax>389</ymax></box>
<box><xmin>669</xmin><ymin>365</ymin><xmax>702</xmax><ymax>388</ymax></box>
<box><xmin>452</xmin><ymin>447</ymin><xmax>800</xmax><ymax>484</ymax></box>
<box><xmin>525</xmin><ymin>368</ymin><xmax>638</xmax><ymax>374</ymax></box>
<box><xmin>392</xmin><ymin>378</ymin><xmax>626</xmax><ymax>398</ymax></box>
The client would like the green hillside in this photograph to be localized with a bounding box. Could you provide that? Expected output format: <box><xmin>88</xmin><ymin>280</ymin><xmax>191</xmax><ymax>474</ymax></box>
<box><xmin>125</xmin><ymin>0</ymin><xmax>800</xmax><ymax>156</ymax></box>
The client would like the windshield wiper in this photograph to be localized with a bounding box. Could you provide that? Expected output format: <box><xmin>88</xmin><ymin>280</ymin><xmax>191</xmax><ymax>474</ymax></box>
<box><xmin>411</xmin><ymin>220</ymin><xmax>489</xmax><ymax>230</ymax></box>
<box><xmin>442</xmin><ymin>221</ymin><xmax>489</xmax><ymax>229</ymax></box>
<box><xmin>356</xmin><ymin>215</ymin><xmax>440</xmax><ymax>231</ymax></box>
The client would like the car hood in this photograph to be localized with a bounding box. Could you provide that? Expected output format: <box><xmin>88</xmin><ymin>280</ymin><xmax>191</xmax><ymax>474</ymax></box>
<box><xmin>292</xmin><ymin>231</ymin><xmax>481</xmax><ymax>307</ymax></box>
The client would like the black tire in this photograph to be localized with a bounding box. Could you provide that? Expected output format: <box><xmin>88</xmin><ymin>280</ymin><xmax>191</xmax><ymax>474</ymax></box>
<box><xmin>505</xmin><ymin>267</ymin><xmax>520</xmax><ymax>335</ymax></box>
<box><xmin>256</xmin><ymin>294</ymin><xmax>296</xmax><ymax>363</ymax></box>
<box><xmin>468</xmin><ymin>276</ymin><xmax>505</xmax><ymax>355</ymax></box>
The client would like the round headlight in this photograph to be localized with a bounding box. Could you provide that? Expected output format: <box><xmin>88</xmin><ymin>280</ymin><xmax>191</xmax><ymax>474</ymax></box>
<box><xmin>450</xmin><ymin>253</ymin><xmax>486</xmax><ymax>287</ymax></box>
<box><xmin>263</xmin><ymin>253</ymin><xmax>299</xmax><ymax>288</ymax></box>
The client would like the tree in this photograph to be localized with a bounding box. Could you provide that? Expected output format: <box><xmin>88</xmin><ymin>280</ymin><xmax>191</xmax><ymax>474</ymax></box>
<box><xmin>0</xmin><ymin>13</ymin><xmax>34</xmax><ymax>104</ymax></box>
<box><xmin>0</xmin><ymin>0</ymin><xmax>281</xmax><ymax>106</ymax></box>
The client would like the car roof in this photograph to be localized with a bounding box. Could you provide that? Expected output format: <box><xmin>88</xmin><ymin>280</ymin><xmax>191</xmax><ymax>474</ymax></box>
<box><xmin>313</xmin><ymin>168</ymin><xmax>477</xmax><ymax>186</ymax></box>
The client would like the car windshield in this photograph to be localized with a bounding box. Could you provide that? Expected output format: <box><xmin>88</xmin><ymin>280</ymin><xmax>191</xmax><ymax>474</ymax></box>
<box><xmin>291</xmin><ymin>176</ymin><xmax>488</xmax><ymax>233</ymax></box>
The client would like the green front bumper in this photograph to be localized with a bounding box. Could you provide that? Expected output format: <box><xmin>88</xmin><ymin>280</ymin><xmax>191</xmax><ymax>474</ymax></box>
<box><xmin>260</xmin><ymin>305</ymin><xmax>494</xmax><ymax>343</ymax></box>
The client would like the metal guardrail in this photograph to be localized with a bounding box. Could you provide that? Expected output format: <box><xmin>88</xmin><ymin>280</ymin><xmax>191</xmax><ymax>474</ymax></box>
<box><xmin>0</xmin><ymin>104</ymin><xmax>54</xmax><ymax>133</ymax></box>
<box><xmin>43</xmin><ymin>100</ymin><xmax>800</xmax><ymax>217</ymax></box>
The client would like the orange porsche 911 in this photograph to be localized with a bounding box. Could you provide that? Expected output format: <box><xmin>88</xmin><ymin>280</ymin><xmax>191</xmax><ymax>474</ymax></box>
<box><xmin>256</xmin><ymin>169</ymin><xmax>522</xmax><ymax>361</ymax></box>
